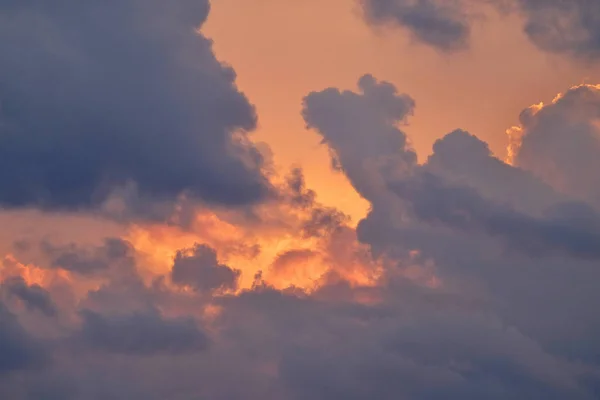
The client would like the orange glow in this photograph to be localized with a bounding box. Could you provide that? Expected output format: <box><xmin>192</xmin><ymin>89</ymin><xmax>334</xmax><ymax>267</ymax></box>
<box><xmin>505</xmin><ymin>102</ymin><xmax>544</xmax><ymax>165</ymax></box>
<box><xmin>126</xmin><ymin>219</ymin><xmax>381</xmax><ymax>292</ymax></box>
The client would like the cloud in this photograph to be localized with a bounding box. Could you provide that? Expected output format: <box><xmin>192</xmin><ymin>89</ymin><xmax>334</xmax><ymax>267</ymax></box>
<box><xmin>304</xmin><ymin>76</ymin><xmax>600</xmax><ymax>261</ymax></box>
<box><xmin>0</xmin><ymin>11</ymin><xmax>600</xmax><ymax>390</ymax></box>
<box><xmin>305</xmin><ymin>76</ymin><xmax>600</xmax><ymax>389</ymax></box>
<box><xmin>0</xmin><ymin>301</ymin><xmax>44</xmax><ymax>374</ymax></box>
<box><xmin>0</xmin><ymin>0</ymin><xmax>272</xmax><ymax>219</ymax></box>
<box><xmin>360</xmin><ymin>0</ymin><xmax>472</xmax><ymax>51</ymax></box>
<box><xmin>426</xmin><ymin>129</ymin><xmax>563</xmax><ymax>214</ymax></box>
<box><xmin>359</xmin><ymin>0</ymin><xmax>600</xmax><ymax>61</ymax></box>
<box><xmin>78</xmin><ymin>309</ymin><xmax>208</xmax><ymax>355</ymax></box>
<box><xmin>511</xmin><ymin>0</ymin><xmax>600</xmax><ymax>61</ymax></box>
<box><xmin>1</xmin><ymin>276</ymin><xmax>57</xmax><ymax>317</ymax></box>
<box><xmin>171</xmin><ymin>243</ymin><xmax>241</xmax><ymax>293</ymax></box>
<box><xmin>271</xmin><ymin>249</ymin><xmax>318</xmax><ymax>274</ymax></box>
<box><xmin>38</xmin><ymin>238</ymin><xmax>136</xmax><ymax>277</ymax></box>
<box><xmin>302</xmin><ymin>74</ymin><xmax>417</xmax><ymax>204</ymax></box>
<box><xmin>389</xmin><ymin>171</ymin><xmax>600</xmax><ymax>260</ymax></box>
<box><xmin>509</xmin><ymin>84</ymin><xmax>600</xmax><ymax>207</ymax></box>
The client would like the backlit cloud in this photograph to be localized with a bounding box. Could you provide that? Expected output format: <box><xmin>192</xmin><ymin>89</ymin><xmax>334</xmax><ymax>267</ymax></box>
<box><xmin>0</xmin><ymin>0</ymin><xmax>272</xmax><ymax>220</ymax></box>
<box><xmin>1</xmin><ymin>1</ymin><xmax>600</xmax><ymax>399</ymax></box>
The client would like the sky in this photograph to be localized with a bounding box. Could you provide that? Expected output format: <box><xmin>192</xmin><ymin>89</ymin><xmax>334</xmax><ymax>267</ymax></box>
<box><xmin>1</xmin><ymin>0</ymin><xmax>600</xmax><ymax>399</ymax></box>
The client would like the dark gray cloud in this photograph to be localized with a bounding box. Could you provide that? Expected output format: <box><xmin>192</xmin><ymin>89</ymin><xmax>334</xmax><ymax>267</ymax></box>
<box><xmin>215</xmin><ymin>286</ymin><xmax>584</xmax><ymax>400</ymax></box>
<box><xmin>303</xmin><ymin>76</ymin><xmax>600</xmax><ymax>260</ymax></box>
<box><xmin>79</xmin><ymin>309</ymin><xmax>208</xmax><ymax>355</ymax></box>
<box><xmin>1</xmin><ymin>276</ymin><xmax>57</xmax><ymax>317</ymax></box>
<box><xmin>40</xmin><ymin>238</ymin><xmax>135</xmax><ymax>276</ymax></box>
<box><xmin>2</xmin><ymin>54</ymin><xmax>600</xmax><ymax>399</ymax></box>
<box><xmin>0</xmin><ymin>301</ymin><xmax>44</xmax><ymax>374</ymax></box>
<box><xmin>285</xmin><ymin>167</ymin><xmax>317</xmax><ymax>209</ymax></box>
<box><xmin>171</xmin><ymin>244</ymin><xmax>240</xmax><ymax>292</ymax></box>
<box><xmin>512</xmin><ymin>0</ymin><xmax>600</xmax><ymax>61</ymax></box>
<box><xmin>305</xmin><ymin>75</ymin><xmax>600</xmax><ymax>394</ymax></box>
<box><xmin>360</xmin><ymin>0</ymin><xmax>600</xmax><ymax>61</ymax></box>
<box><xmin>0</xmin><ymin>0</ymin><xmax>271</xmax><ymax>218</ymax></box>
<box><xmin>302</xmin><ymin>74</ymin><xmax>417</xmax><ymax>204</ymax></box>
<box><xmin>426</xmin><ymin>129</ymin><xmax>563</xmax><ymax>214</ymax></box>
<box><xmin>390</xmin><ymin>171</ymin><xmax>600</xmax><ymax>259</ymax></box>
<box><xmin>301</xmin><ymin>207</ymin><xmax>350</xmax><ymax>238</ymax></box>
<box><xmin>360</xmin><ymin>0</ymin><xmax>472</xmax><ymax>51</ymax></box>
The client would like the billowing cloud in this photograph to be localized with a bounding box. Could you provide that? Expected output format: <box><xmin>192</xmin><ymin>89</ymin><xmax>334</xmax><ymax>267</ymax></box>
<box><xmin>79</xmin><ymin>309</ymin><xmax>208</xmax><ymax>355</ymax></box>
<box><xmin>0</xmin><ymin>0</ymin><xmax>272</xmax><ymax>219</ymax></box>
<box><xmin>0</xmin><ymin>1</ymin><xmax>599</xmax><ymax>395</ymax></box>
<box><xmin>171</xmin><ymin>243</ymin><xmax>240</xmax><ymax>292</ymax></box>
<box><xmin>303</xmin><ymin>75</ymin><xmax>600</xmax><ymax>397</ymax></box>
<box><xmin>509</xmin><ymin>84</ymin><xmax>600</xmax><ymax>207</ymax></box>
<box><xmin>512</xmin><ymin>0</ymin><xmax>600</xmax><ymax>61</ymax></box>
<box><xmin>38</xmin><ymin>238</ymin><xmax>136</xmax><ymax>276</ymax></box>
<box><xmin>1</xmin><ymin>276</ymin><xmax>57</xmax><ymax>317</ymax></box>
<box><xmin>0</xmin><ymin>301</ymin><xmax>44</xmax><ymax>374</ymax></box>
<box><xmin>426</xmin><ymin>129</ymin><xmax>563</xmax><ymax>215</ymax></box>
<box><xmin>359</xmin><ymin>0</ymin><xmax>600</xmax><ymax>61</ymax></box>
<box><xmin>302</xmin><ymin>74</ymin><xmax>417</xmax><ymax>204</ymax></box>
<box><xmin>390</xmin><ymin>171</ymin><xmax>600</xmax><ymax>259</ymax></box>
<box><xmin>360</xmin><ymin>0</ymin><xmax>472</xmax><ymax>51</ymax></box>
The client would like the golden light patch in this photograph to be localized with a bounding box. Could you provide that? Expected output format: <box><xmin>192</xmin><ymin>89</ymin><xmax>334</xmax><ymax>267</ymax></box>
<box><xmin>505</xmin><ymin>102</ymin><xmax>544</xmax><ymax>165</ymax></box>
<box><xmin>125</xmin><ymin>214</ymin><xmax>382</xmax><ymax>293</ymax></box>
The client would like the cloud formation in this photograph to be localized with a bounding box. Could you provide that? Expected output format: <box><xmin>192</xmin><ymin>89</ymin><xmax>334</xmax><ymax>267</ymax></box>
<box><xmin>79</xmin><ymin>309</ymin><xmax>209</xmax><ymax>355</ymax></box>
<box><xmin>360</xmin><ymin>0</ymin><xmax>472</xmax><ymax>51</ymax></box>
<box><xmin>0</xmin><ymin>0</ymin><xmax>271</xmax><ymax>219</ymax></box>
<box><xmin>514</xmin><ymin>0</ymin><xmax>600</xmax><ymax>61</ymax></box>
<box><xmin>509</xmin><ymin>84</ymin><xmax>600</xmax><ymax>207</ymax></box>
<box><xmin>360</xmin><ymin>0</ymin><xmax>600</xmax><ymax>61</ymax></box>
<box><xmin>2</xmin><ymin>70</ymin><xmax>600</xmax><ymax>398</ymax></box>
<box><xmin>0</xmin><ymin>301</ymin><xmax>44</xmax><ymax>374</ymax></box>
<box><xmin>1</xmin><ymin>0</ymin><xmax>600</xmax><ymax>398</ymax></box>
<box><xmin>1</xmin><ymin>276</ymin><xmax>57</xmax><ymax>317</ymax></box>
<box><xmin>171</xmin><ymin>243</ymin><xmax>241</xmax><ymax>293</ymax></box>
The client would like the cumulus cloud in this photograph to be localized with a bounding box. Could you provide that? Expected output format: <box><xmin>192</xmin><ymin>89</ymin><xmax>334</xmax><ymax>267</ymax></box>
<box><xmin>511</xmin><ymin>0</ymin><xmax>600</xmax><ymax>61</ymax></box>
<box><xmin>426</xmin><ymin>129</ymin><xmax>563</xmax><ymax>215</ymax></box>
<box><xmin>0</xmin><ymin>0</ymin><xmax>272</xmax><ymax>219</ymax></box>
<box><xmin>1</xmin><ymin>2</ymin><xmax>600</xmax><ymax>395</ymax></box>
<box><xmin>1</xmin><ymin>276</ymin><xmax>57</xmax><ymax>317</ymax></box>
<box><xmin>390</xmin><ymin>171</ymin><xmax>600</xmax><ymax>259</ymax></box>
<box><xmin>509</xmin><ymin>84</ymin><xmax>600</xmax><ymax>207</ymax></box>
<box><xmin>171</xmin><ymin>243</ymin><xmax>241</xmax><ymax>293</ymax></box>
<box><xmin>37</xmin><ymin>238</ymin><xmax>136</xmax><ymax>277</ymax></box>
<box><xmin>0</xmin><ymin>301</ymin><xmax>44</xmax><ymax>374</ymax></box>
<box><xmin>302</xmin><ymin>75</ymin><xmax>600</xmax><ymax>397</ymax></box>
<box><xmin>302</xmin><ymin>74</ymin><xmax>417</xmax><ymax>204</ymax></box>
<box><xmin>360</xmin><ymin>0</ymin><xmax>472</xmax><ymax>51</ymax></box>
<box><xmin>360</xmin><ymin>0</ymin><xmax>600</xmax><ymax>61</ymax></box>
<box><xmin>79</xmin><ymin>309</ymin><xmax>208</xmax><ymax>355</ymax></box>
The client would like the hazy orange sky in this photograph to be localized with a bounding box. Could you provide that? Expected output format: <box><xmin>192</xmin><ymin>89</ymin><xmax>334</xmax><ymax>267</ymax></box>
<box><xmin>204</xmin><ymin>0</ymin><xmax>600</xmax><ymax>220</ymax></box>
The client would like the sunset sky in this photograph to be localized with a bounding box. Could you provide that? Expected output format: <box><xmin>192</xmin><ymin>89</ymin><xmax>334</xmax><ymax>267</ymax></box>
<box><xmin>1</xmin><ymin>1</ymin><xmax>600</xmax><ymax>399</ymax></box>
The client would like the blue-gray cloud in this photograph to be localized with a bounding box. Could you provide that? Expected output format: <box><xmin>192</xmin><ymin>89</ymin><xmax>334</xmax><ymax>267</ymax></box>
<box><xmin>510</xmin><ymin>84</ymin><xmax>600</xmax><ymax>207</ymax></box>
<box><xmin>390</xmin><ymin>171</ymin><xmax>600</xmax><ymax>259</ymax></box>
<box><xmin>171</xmin><ymin>244</ymin><xmax>240</xmax><ymax>293</ymax></box>
<box><xmin>79</xmin><ymin>309</ymin><xmax>208</xmax><ymax>355</ymax></box>
<box><xmin>360</xmin><ymin>0</ymin><xmax>472</xmax><ymax>51</ymax></box>
<box><xmin>0</xmin><ymin>0</ymin><xmax>272</xmax><ymax>218</ymax></box>
<box><xmin>39</xmin><ymin>238</ymin><xmax>136</xmax><ymax>276</ymax></box>
<box><xmin>360</xmin><ymin>0</ymin><xmax>600</xmax><ymax>61</ymax></box>
<box><xmin>0</xmin><ymin>301</ymin><xmax>44</xmax><ymax>374</ymax></box>
<box><xmin>1</xmin><ymin>276</ymin><xmax>57</xmax><ymax>317</ymax></box>
<box><xmin>302</xmin><ymin>74</ymin><xmax>417</xmax><ymax>204</ymax></box>
<box><xmin>514</xmin><ymin>0</ymin><xmax>600</xmax><ymax>61</ymax></box>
